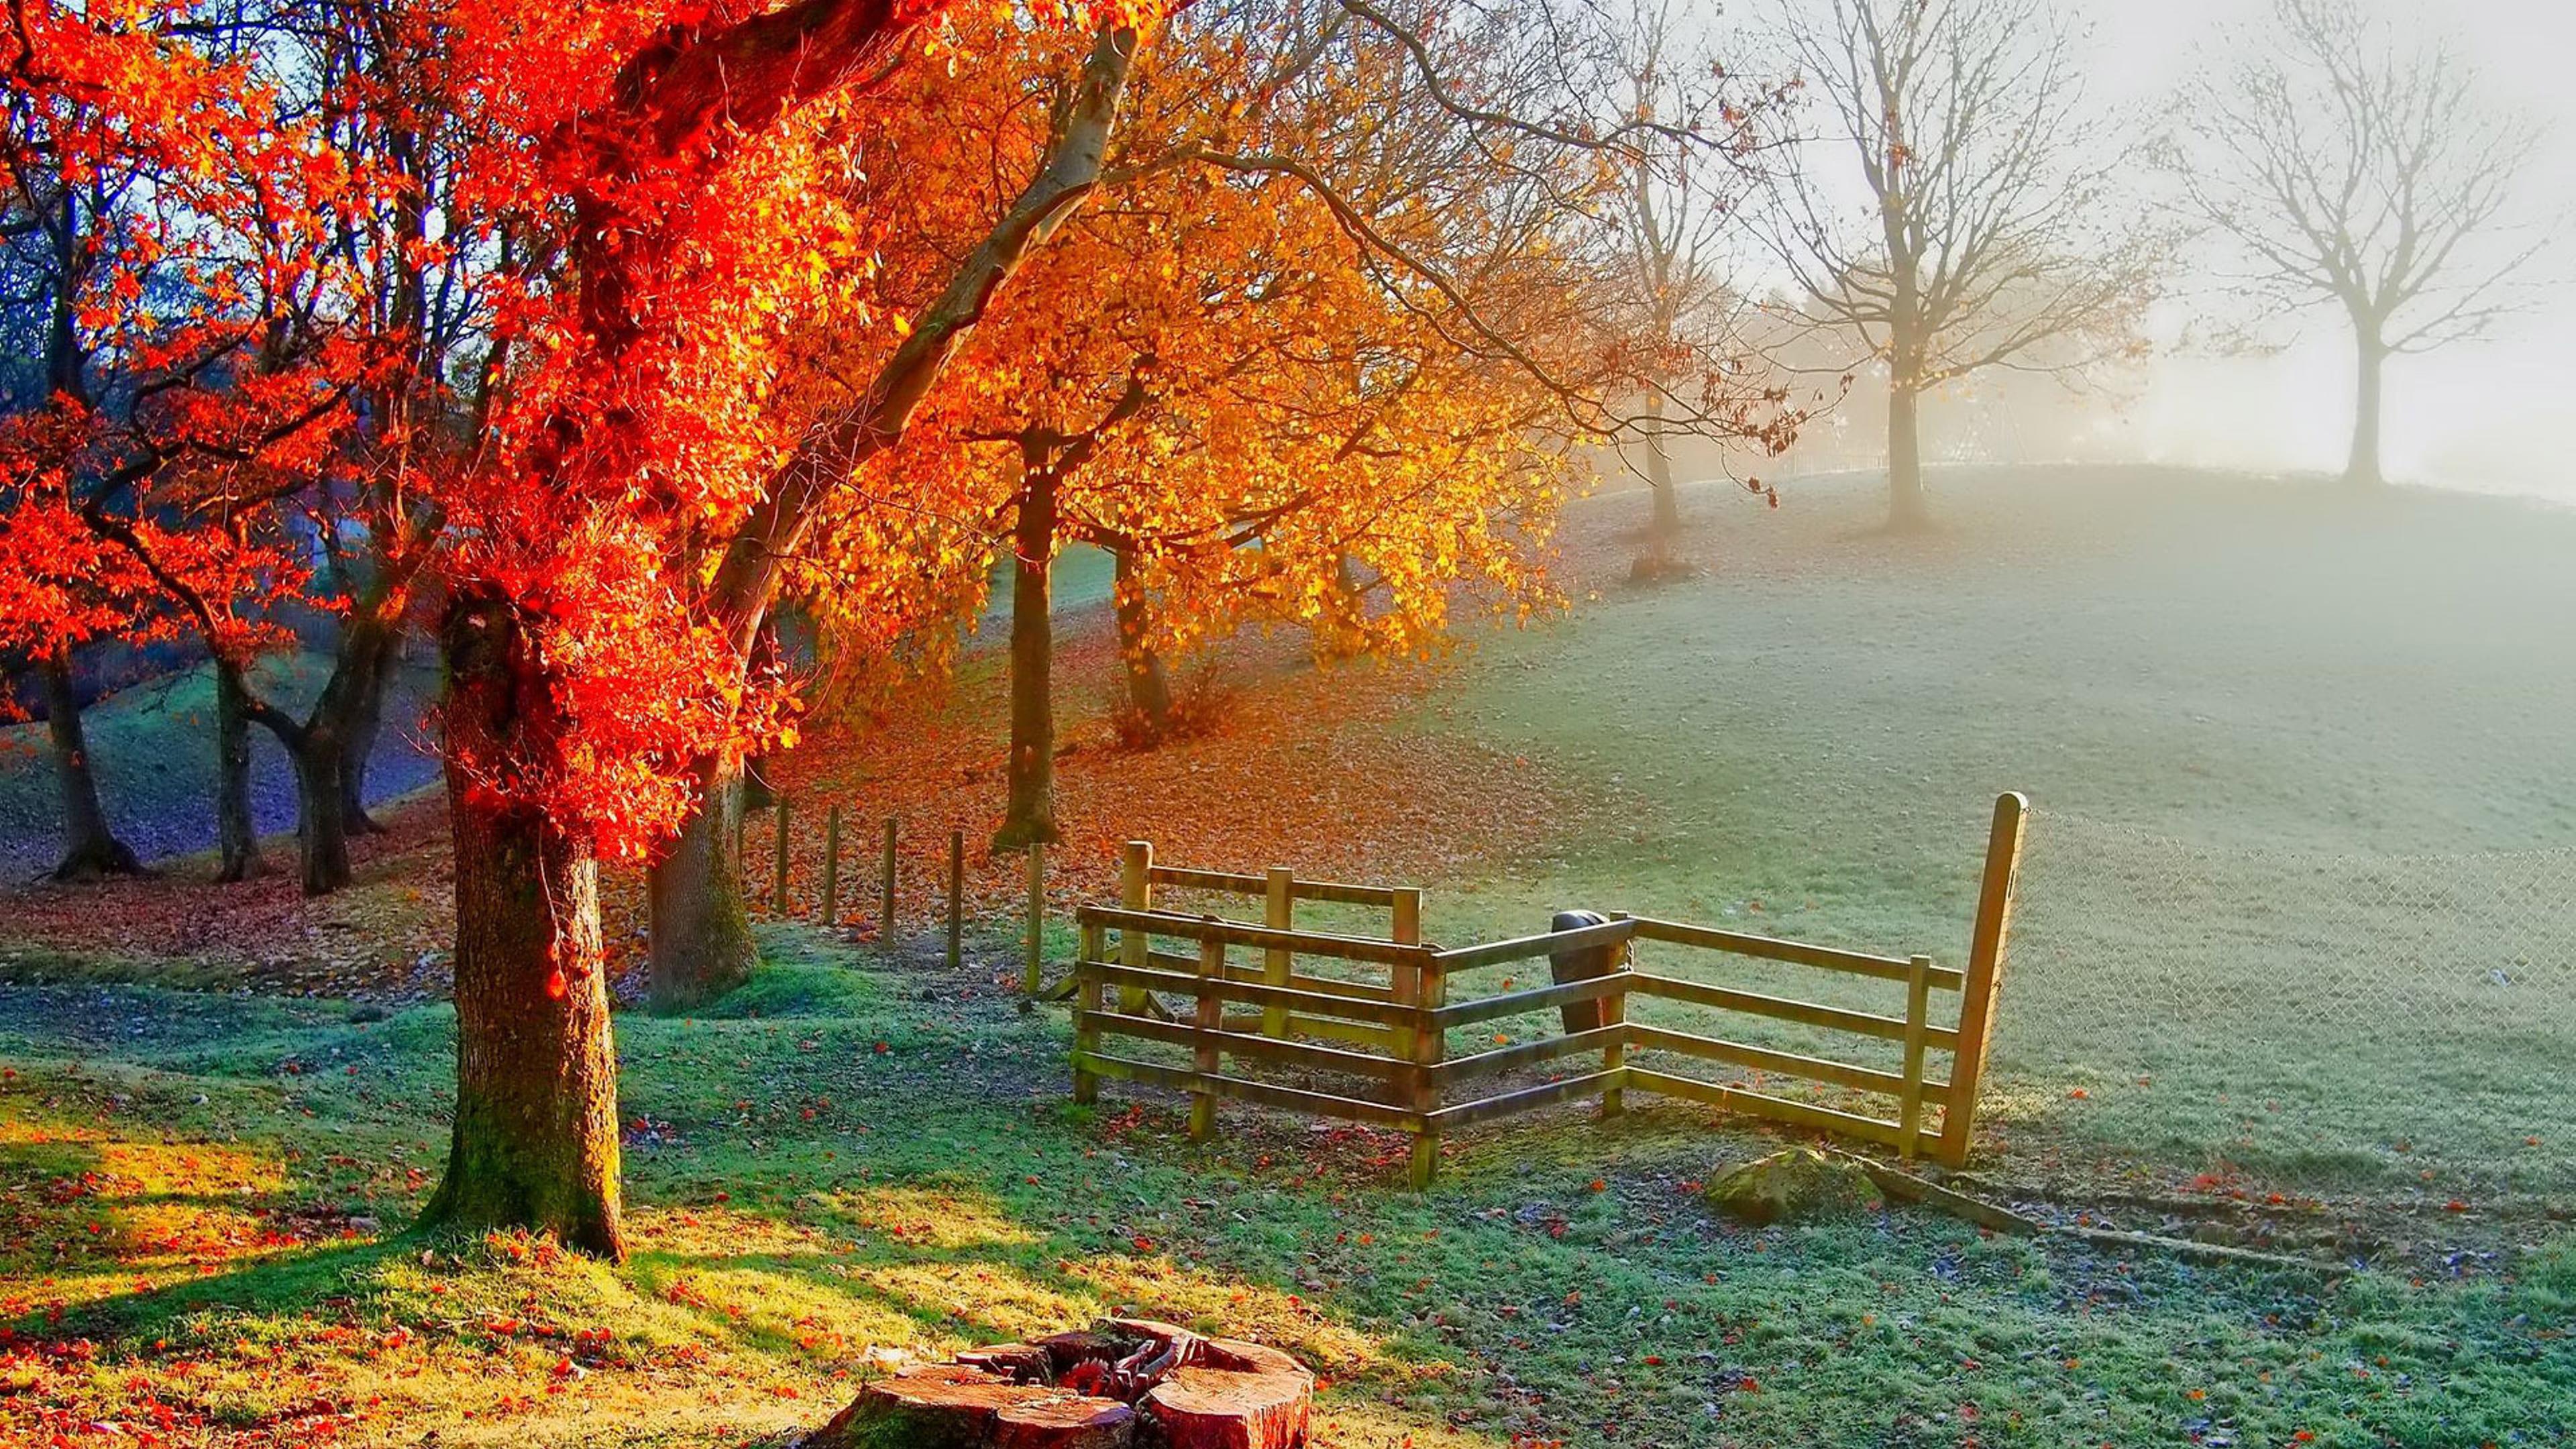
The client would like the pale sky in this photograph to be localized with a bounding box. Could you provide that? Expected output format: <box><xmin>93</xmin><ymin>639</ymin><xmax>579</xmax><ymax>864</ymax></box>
<box><xmin>1746</xmin><ymin>0</ymin><xmax>2576</xmax><ymax>501</ymax></box>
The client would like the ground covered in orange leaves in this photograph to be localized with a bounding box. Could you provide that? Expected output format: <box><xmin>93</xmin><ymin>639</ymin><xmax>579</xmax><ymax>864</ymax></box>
<box><xmin>764</xmin><ymin>619</ymin><xmax>1627</xmax><ymax>948</ymax></box>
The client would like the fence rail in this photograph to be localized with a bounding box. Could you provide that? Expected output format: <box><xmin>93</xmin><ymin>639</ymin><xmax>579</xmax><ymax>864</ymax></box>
<box><xmin>1069</xmin><ymin>795</ymin><xmax>2024</xmax><ymax>1185</ymax></box>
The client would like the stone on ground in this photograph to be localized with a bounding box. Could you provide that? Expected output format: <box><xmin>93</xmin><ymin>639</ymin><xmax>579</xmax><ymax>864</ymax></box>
<box><xmin>1703</xmin><ymin>1147</ymin><xmax>1883</xmax><ymax>1226</ymax></box>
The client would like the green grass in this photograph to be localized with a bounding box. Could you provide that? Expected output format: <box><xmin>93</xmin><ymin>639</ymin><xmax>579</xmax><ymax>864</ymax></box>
<box><xmin>8</xmin><ymin>465</ymin><xmax>2575</xmax><ymax>1445</ymax></box>
<box><xmin>1408</xmin><ymin>468</ymin><xmax>2576</xmax><ymax>1197</ymax></box>
<box><xmin>5</xmin><ymin>931</ymin><xmax>2571</xmax><ymax>1447</ymax></box>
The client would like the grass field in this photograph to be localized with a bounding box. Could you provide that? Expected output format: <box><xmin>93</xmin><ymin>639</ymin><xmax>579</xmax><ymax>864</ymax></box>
<box><xmin>1405</xmin><ymin>467</ymin><xmax>2576</xmax><ymax>1201</ymax></box>
<box><xmin>5</xmin><ymin>466</ymin><xmax>2574</xmax><ymax>1446</ymax></box>
<box><xmin>6</xmin><ymin>932</ymin><xmax>2572</xmax><ymax>1448</ymax></box>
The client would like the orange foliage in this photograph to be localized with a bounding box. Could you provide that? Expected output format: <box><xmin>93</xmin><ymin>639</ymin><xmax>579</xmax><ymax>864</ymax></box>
<box><xmin>794</xmin><ymin>7</ymin><xmax>1660</xmax><ymax>706</ymax></box>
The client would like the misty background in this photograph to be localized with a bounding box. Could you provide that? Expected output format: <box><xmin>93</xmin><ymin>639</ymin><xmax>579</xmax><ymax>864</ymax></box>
<box><xmin>1720</xmin><ymin>0</ymin><xmax>2576</xmax><ymax>502</ymax></box>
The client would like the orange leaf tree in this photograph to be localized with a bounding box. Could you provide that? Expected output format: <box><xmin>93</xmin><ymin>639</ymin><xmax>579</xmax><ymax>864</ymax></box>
<box><xmin>643</xmin><ymin>0</ymin><xmax>1808</xmax><ymax>1006</ymax></box>
<box><xmin>790</xmin><ymin>0</ymin><xmax>1799</xmax><ymax>853</ymax></box>
<box><xmin>7</xmin><ymin>0</ymin><xmax>1796</xmax><ymax>1260</ymax></box>
<box><xmin>1</xmin><ymin>0</ymin><xmax>360</xmax><ymax>879</ymax></box>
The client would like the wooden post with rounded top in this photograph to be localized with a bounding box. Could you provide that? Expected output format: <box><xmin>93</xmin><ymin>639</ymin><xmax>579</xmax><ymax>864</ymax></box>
<box><xmin>945</xmin><ymin>828</ymin><xmax>965</xmax><ymax>969</ymax></box>
<box><xmin>1940</xmin><ymin>792</ymin><xmax>2029</xmax><ymax>1169</ymax></box>
<box><xmin>819</xmin><ymin>804</ymin><xmax>842</xmax><ymax>928</ymax></box>
<box><xmin>1117</xmin><ymin>841</ymin><xmax>1152</xmax><ymax>1012</ymax></box>
<box><xmin>1261</xmin><ymin>867</ymin><xmax>1295</xmax><ymax>1036</ymax></box>
<box><xmin>1190</xmin><ymin>929</ymin><xmax>1223</xmax><ymax>1139</ymax></box>
<box><xmin>1407</xmin><ymin>941</ymin><xmax>1446</xmax><ymax>1191</ymax></box>
<box><xmin>1073</xmin><ymin>916</ymin><xmax>1106</xmax><ymax>1104</ymax></box>
<box><xmin>1390</xmin><ymin>888</ymin><xmax>1421</xmax><ymax>948</ymax></box>
<box><xmin>1600</xmin><ymin>916</ymin><xmax>1630</xmax><ymax>1118</ymax></box>
<box><xmin>1022</xmin><ymin>841</ymin><xmax>1047</xmax><ymax>992</ymax></box>
<box><xmin>879</xmin><ymin>817</ymin><xmax>898</xmax><ymax>942</ymax></box>
<box><xmin>1898</xmin><ymin>953</ymin><xmax>1933</xmax><ymax>1161</ymax></box>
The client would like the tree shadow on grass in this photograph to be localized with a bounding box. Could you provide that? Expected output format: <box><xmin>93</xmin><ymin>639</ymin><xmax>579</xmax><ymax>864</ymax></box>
<box><xmin>611</xmin><ymin>1181</ymin><xmax>1383</xmax><ymax>1381</ymax></box>
<box><xmin>37</xmin><ymin>1236</ymin><xmax>419</xmax><ymax>1344</ymax></box>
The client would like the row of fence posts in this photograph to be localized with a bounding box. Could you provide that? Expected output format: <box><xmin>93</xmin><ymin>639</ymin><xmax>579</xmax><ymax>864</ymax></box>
<box><xmin>733</xmin><ymin>794</ymin><xmax>1051</xmax><ymax>985</ymax></box>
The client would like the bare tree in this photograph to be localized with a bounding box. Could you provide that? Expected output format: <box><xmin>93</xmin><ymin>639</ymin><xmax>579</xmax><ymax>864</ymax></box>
<box><xmin>1597</xmin><ymin>0</ymin><xmax>1784</xmax><ymax>579</ymax></box>
<box><xmin>2167</xmin><ymin>0</ymin><xmax>2548</xmax><ymax>489</ymax></box>
<box><xmin>1766</xmin><ymin>0</ymin><xmax>2159</xmax><ymax>530</ymax></box>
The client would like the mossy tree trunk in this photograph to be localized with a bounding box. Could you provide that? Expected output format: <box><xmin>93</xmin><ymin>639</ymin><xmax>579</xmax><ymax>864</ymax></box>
<box><xmin>417</xmin><ymin>588</ymin><xmax>626</xmax><ymax>1260</ymax></box>
<box><xmin>287</xmin><ymin>729</ymin><xmax>354</xmax><ymax>894</ymax></box>
<box><xmin>994</xmin><ymin>454</ymin><xmax>1059</xmax><ymax>851</ymax></box>
<box><xmin>648</xmin><ymin>760</ymin><xmax>757</xmax><ymax>1011</ymax></box>
<box><xmin>339</xmin><ymin>653</ymin><xmax>392</xmax><ymax>835</ymax></box>
<box><xmin>229</xmin><ymin>611</ymin><xmax>400</xmax><ymax>896</ymax></box>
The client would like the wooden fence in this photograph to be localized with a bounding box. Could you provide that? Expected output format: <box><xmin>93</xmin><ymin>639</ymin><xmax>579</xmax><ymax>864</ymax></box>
<box><xmin>1070</xmin><ymin>794</ymin><xmax>2027</xmax><ymax>1185</ymax></box>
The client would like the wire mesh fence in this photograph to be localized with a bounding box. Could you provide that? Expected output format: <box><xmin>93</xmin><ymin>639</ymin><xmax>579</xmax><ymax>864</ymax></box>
<box><xmin>1993</xmin><ymin>808</ymin><xmax>2576</xmax><ymax>1189</ymax></box>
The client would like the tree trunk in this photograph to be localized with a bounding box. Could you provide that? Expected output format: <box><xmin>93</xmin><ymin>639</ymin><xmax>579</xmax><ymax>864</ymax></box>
<box><xmin>1647</xmin><ymin>435</ymin><xmax>1681</xmax><ymax>547</ymax></box>
<box><xmin>2346</xmin><ymin>335</ymin><xmax>2385</xmax><ymax>488</ymax></box>
<box><xmin>340</xmin><ymin>649</ymin><xmax>393</xmax><ymax>835</ymax></box>
<box><xmin>1111</xmin><ymin>544</ymin><xmax>1171</xmax><ymax>744</ymax></box>
<box><xmin>288</xmin><ymin>729</ymin><xmax>354</xmax><ymax>896</ymax></box>
<box><xmin>647</xmin><ymin>612</ymin><xmax>765</xmax><ymax>1010</ymax></box>
<box><xmin>994</xmin><ymin>461</ymin><xmax>1059</xmax><ymax>851</ymax></box>
<box><xmin>213</xmin><ymin>659</ymin><xmax>266</xmax><ymax>883</ymax></box>
<box><xmin>1631</xmin><ymin>390</ymin><xmax>1687</xmax><ymax>581</ymax></box>
<box><xmin>737</xmin><ymin>621</ymin><xmax>782</xmax><ymax>811</ymax></box>
<box><xmin>648</xmin><ymin>761</ymin><xmax>759</xmax><ymax>1012</ymax></box>
<box><xmin>1885</xmin><ymin>377</ymin><xmax>1931</xmax><ymax>532</ymax></box>
<box><xmin>740</xmin><ymin>756</ymin><xmax>777</xmax><ymax>811</ymax></box>
<box><xmin>40</xmin><ymin>647</ymin><xmax>142</xmax><ymax>881</ymax></box>
<box><xmin>417</xmin><ymin>590</ymin><xmax>626</xmax><ymax>1259</ymax></box>
<box><xmin>235</xmin><ymin>623</ymin><xmax>380</xmax><ymax>897</ymax></box>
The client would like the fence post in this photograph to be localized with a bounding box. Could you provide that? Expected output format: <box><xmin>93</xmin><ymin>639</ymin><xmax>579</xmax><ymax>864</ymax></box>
<box><xmin>1391</xmin><ymin>888</ymin><xmax>1421</xmax><ymax>947</ymax></box>
<box><xmin>1409</xmin><ymin>949</ymin><xmax>1447</xmax><ymax>1190</ymax></box>
<box><xmin>1118</xmin><ymin>841</ymin><xmax>1152</xmax><ymax>1012</ymax></box>
<box><xmin>1899</xmin><ymin>953</ymin><xmax>1933</xmax><ymax>1161</ymax></box>
<box><xmin>1189</xmin><ymin>929</ymin><xmax>1222</xmax><ymax>1140</ymax></box>
<box><xmin>1941</xmin><ymin>791</ymin><xmax>2029</xmax><ymax>1169</ymax></box>
<box><xmin>1073</xmin><ymin>916</ymin><xmax>1105</xmax><ymax>1104</ymax></box>
<box><xmin>1599</xmin><ymin>924</ymin><xmax>1629</xmax><ymax>1118</ymax></box>
<box><xmin>772</xmin><ymin>793</ymin><xmax>792</xmax><ymax>914</ymax></box>
<box><xmin>820</xmin><ymin>804</ymin><xmax>841</xmax><ymax>928</ymax></box>
<box><xmin>1262</xmin><ymin>867</ymin><xmax>1294</xmax><ymax>1037</ymax></box>
<box><xmin>879</xmin><ymin>817</ymin><xmax>898</xmax><ymax>941</ymax></box>
<box><xmin>1023</xmin><ymin>841</ymin><xmax>1046</xmax><ymax>992</ymax></box>
<box><xmin>946</xmin><ymin>828</ymin><xmax>965</xmax><ymax>970</ymax></box>
<box><xmin>1389</xmin><ymin>890</ymin><xmax>1426</xmax><ymax>1119</ymax></box>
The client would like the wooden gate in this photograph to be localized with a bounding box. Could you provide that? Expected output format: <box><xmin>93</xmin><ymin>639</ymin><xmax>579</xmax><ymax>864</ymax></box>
<box><xmin>1068</xmin><ymin>794</ymin><xmax>2027</xmax><ymax>1184</ymax></box>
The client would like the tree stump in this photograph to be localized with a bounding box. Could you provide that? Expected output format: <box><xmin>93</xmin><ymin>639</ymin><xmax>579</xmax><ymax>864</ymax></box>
<box><xmin>994</xmin><ymin>1397</ymin><xmax>1137</xmax><ymax>1449</ymax></box>
<box><xmin>1141</xmin><ymin>1337</ymin><xmax>1311</xmax><ymax>1449</ymax></box>
<box><xmin>808</xmin><ymin>1320</ymin><xmax>1310</xmax><ymax>1449</ymax></box>
<box><xmin>806</xmin><ymin>1364</ymin><xmax>1135</xmax><ymax>1449</ymax></box>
